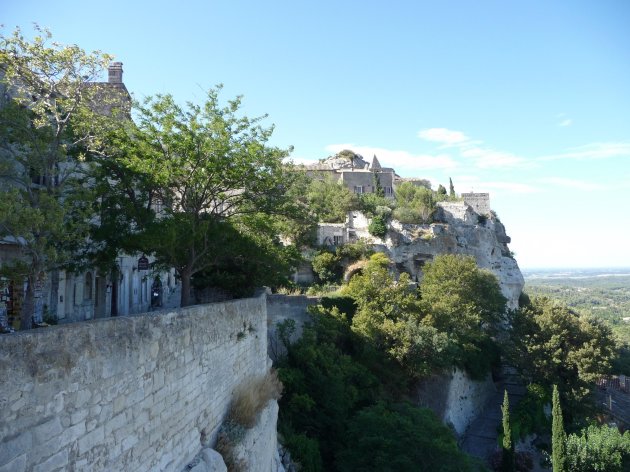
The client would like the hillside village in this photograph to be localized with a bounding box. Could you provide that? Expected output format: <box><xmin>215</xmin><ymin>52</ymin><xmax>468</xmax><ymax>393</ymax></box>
<box><xmin>1</xmin><ymin>30</ymin><xmax>629</xmax><ymax>472</ymax></box>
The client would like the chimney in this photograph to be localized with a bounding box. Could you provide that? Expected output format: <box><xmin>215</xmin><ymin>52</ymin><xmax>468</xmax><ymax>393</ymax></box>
<box><xmin>108</xmin><ymin>62</ymin><xmax>123</xmax><ymax>84</ymax></box>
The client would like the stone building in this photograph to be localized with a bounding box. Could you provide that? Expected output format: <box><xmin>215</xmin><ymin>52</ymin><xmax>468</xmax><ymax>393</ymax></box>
<box><xmin>305</xmin><ymin>151</ymin><xmax>396</xmax><ymax>198</ymax></box>
<box><xmin>0</xmin><ymin>63</ymin><xmax>176</xmax><ymax>331</ymax></box>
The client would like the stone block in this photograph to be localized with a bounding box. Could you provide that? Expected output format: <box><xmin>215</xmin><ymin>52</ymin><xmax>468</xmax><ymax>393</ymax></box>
<box><xmin>0</xmin><ymin>431</ymin><xmax>31</xmax><ymax>464</ymax></box>
<box><xmin>78</xmin><ymin>425</ymin><xmax>104</xmax><ymax>455</ymax></box>
<box><xmin>33</xmin><ymin>449</ymin><xmax>68</xmax><ymax>472</ymax></box>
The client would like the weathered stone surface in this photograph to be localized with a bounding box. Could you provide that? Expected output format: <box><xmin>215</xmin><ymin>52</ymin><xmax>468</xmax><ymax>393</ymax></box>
<box><xmin>230</xmin><ymin>400</ymin><xmax>280</xmax><ymax>472</ymax></box>
<box><xmin>0</xmin><ymin>295</ymin><xmax>269</xmax><ymax>472</ymax></box>
<box><xmin>387</xmin><ymin>202</ymin><xmax>524</xmax><ymax>310</ymax></box>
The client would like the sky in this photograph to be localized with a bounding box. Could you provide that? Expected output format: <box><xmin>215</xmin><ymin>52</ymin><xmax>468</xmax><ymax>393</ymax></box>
<box><xmin>3</xmin><ymin>0</ymin><xmax>630</xmax><ymax>269</ymax></box>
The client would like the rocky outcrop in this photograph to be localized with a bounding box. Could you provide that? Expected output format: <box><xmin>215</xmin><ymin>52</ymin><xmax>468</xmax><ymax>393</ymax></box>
<box><xmin>384</xmin><ymin>201</ymin><xmax>524</xmax><ymax>309</ymax></box>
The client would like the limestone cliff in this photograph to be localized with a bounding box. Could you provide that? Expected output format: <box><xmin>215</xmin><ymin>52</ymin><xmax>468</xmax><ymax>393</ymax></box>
<box><xmin>381</xmin><ymin>201</ymin><xmax>524</xmax><ymax>310</ymax></box>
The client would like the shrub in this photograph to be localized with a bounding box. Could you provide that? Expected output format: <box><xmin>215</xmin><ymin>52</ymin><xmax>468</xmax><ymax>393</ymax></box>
<box><xmin>368</xmin><ymin>215</ymin><xmax>387</xmax><ymax>238</ymax></box>
<box><xmin>311</xmin><ymin>251</ymin><xmax>341</xmax><ymax>284</ymax></box>
<box><xmin>566</xmin><ymin>425</ymin><xmax>630</xmax><ymax>472</ymax></box>
<box><xmin>228</xmin><ymin>370</ymin><xmax>283</xmax><ymax>428</ymax></box>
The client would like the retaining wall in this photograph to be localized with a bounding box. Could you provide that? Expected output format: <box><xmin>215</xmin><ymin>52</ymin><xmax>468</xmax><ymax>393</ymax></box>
<box><xmin>0</xmin><ymin>295</ymin><xmax>268</xmax><ymax>472</ymax></box>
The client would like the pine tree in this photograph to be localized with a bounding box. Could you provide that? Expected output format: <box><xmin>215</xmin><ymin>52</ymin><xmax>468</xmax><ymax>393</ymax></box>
<box><xmin>501</xmin><ymin>389</ymin><xmax>514</xmax><ymax>471</ymax></box>
<box><xmin>552</xmin><ymin>385</ymin><xmax>566</xmax><ymax>472</ymax></box>
<box><xmin>449</xmin><ymin>177</ymin><xmax>456</xmax><ymax>198</ymax></box>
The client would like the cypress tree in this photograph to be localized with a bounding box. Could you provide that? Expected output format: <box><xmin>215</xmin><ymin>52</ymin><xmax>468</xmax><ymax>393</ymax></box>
<box><xmin>552</xmin><ymin>385</ymin><xmax>566</xmax><ymax>472</ymax></box>
<box><xmin>501</xmin><ymin>389</ymin><xmax>514</xmax><ymax>471</ymax></box>
<box><xmin>449</xmin><ymin>177</ymin><xmax>455</xmax><ymax>198</ymax></box>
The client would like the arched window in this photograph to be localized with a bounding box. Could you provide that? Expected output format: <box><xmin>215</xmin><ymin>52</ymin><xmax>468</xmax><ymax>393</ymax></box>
<box><xmin>85</xmin><ymin>272</ymin><xmax>93</xmax><ymax>300</ymax></box>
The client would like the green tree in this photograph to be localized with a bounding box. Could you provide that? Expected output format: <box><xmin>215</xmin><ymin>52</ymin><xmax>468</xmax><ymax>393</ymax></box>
<box><xmin>306</xmin><ymin>173</ymin><xmax>357</xmax><ymax>223</ymax></box>
<box><xmin>552</xmin><ymin>385</ymin><xmax>567</xmax><ymax>472</ymax></box>
<box><xmin>506</xmin><ymin>297</ymin><xmax>617</xmax><ymax>417</ymax></box>
<box><xmin>367</xmin><ymin>215</ymin><xmax>387</xmax><ymax>238</ymax></box>
<box><xmin>345</xmin><ymin>254</ymin><xmax>453</xmax><ymax>378</ymax></box>
<box><xmin>393</xmin><ymin>182</ymin><xmax>436</xmax><ymax>224</ymax></box>
<box><xmin>98</xmin><ymin>88</ymin><xmax>299</xmax><ymax>306</ymax></box>
<box><xmin>0</xmin><ymin>27</ymin><xmax>111</xmax><ymax>328</ymax></box>
<box><xmin>311</xmin><ymin>251</ymin><xmax>341</xmax><ymax>284</ymax></box>
<box><xmin>419</xmin><ymin>254</ymin><xmax>506</xmax><ymax>377</ymax></box>
<box><xmin>449</xmin><ymin>177</ymin><xmax>456</xmax><ymax>198</ymax></box>
<box><xmin>336</xmin><ymin>402</ymin><xmax>481</xmax><ymax>472</ymax></box>
<box><xmin>501</xmin><ymin>390</ymin><xmax>515</xmax><ymax>472</ymax></box>
<box><xmin>566</xmin><ymin>425</ymin><xmax>630</xmax><ymax>472</ymax></box>
<box><xmin>437</xmin><ymin>184</ymin><xmax>447</xmax><ymax>196</ymax></box>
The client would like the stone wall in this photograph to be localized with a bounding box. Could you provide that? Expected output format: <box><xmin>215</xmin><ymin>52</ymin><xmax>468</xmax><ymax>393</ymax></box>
<box><xmin>0</xmin><ymin>295</ymin><xmax>268</xmax><ymax>472</ymax></box>
<box><xmin>416</xmin><ymin>368</ymin><xmax>496</xmax><ymax>437</ymax></box>
<box><xmin>461</xmin><ymin>193</ymin><xmax>491</xmax><ymax>215</ymax></box>
<box><xmin>267</xmin><ymin>294</ymin><xmax>319</xmax><ymax>361</ymax></box>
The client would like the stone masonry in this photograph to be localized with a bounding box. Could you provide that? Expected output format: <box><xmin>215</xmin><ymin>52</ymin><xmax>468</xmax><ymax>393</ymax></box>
<box><xmin>0</xmin><ymin>295</ymin><xmax>268</xmax><ymax>472</ymax></box>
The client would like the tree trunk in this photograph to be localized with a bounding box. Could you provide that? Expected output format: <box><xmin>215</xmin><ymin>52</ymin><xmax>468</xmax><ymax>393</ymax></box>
<box><xmin>180</xmin><ymin>268</ymin><xmax>192</xmax><ymax>307</ymax></box>
<box><xmin>20</xmin><ymin>275</ymin><xmax>35</xmax><ymax>330</ymax></box>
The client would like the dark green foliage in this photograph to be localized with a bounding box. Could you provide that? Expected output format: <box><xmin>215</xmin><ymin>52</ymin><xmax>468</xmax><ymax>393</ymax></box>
<box><xmin>511</xmin><ymin>384</ymin><xmax>549</xmax><ymax>440</ymax></box>
<box><xmin>277</xmin><ymin>303</ymin><xmax>480</xmax><ymax>471</ymax></box>
<box><xmin>506</xmin><ymin>297</ymin><xmax>616</xmax><ymax>419</ymax></box>
<box><xmin>566</xmin><ymin>425</ymin><xmax>630</xmax><ymax>472</ymax></box>
<box><xmin>449</xmin><ymin>177</ymin><xmax>456</xmax><ymax>198</ymax></box>
<box><xmin>311</xmin><ymin>251</ymin><xmax>342</xmax><ymax>284</ymax></box>
<box><xmin>320</xmin><ymin>294</ymin><xmax>357</xmax><ymax>320</ymax></box>
<box><xmin>552</xmin><ymin>385</ymin><xmax>567</xmax><ymax>472</ymax></box>
<box><xmin>420</xmin><ymin>254</ymin><xmax>506</xmax><ymax>378</ymax></box>
<box><xmin>437</xmin><ymin>184</ymin><xmax>447</xmax><ymax>196</ymax></box>
<box><xmin>368</xmin><ymin>215</ymin><xmax>388</xmax><ymax>238</ymax></box>
<box><xmin>359</xmin><ymin>192</ymin><xmax>392</xmax><ymax>218</ymax></box>
<box><xmin>336</xmin><ymin>402</ymin><xmax>481</xmax><ymax>472</ymax></box>
<box><xmin>335</xmin><ymin>240</ymin><xmax>374</xmax><ymax>261</ymax></box>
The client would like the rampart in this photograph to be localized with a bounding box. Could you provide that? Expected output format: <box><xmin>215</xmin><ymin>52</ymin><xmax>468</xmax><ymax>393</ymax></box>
<box><xmin>0</xmin><ymin>295</ymin><xmax>268</xmax><ymax>472</ymax></box>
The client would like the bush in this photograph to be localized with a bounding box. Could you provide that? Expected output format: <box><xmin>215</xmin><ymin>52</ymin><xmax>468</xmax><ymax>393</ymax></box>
<box><xmin>228</xmin><ymin>370</ymin><xmax>283</xmax><ymax>428</ymax></box>
<box><xmin>566</xmin><ymin>425</ymin><xmax>630</xmax><ymax>472</ymax></box>
<box><xmin>336</xmin><ymin>402</ymin><xmax>482</xmax><ymax>472</ymax></box>
<box><xmin>368</xmin><ymin>215</ymin><xmax>387</xmax><ymax>238</ymax></box>
<box><xmin>321</xmin><ymin>294</ymin><xmax>358</xmax><ymax>320</ymax></box>
<box><xmin>311</xmin><ymin>251</ymin><xmax>341</xmax><ymax>284</ymax></box>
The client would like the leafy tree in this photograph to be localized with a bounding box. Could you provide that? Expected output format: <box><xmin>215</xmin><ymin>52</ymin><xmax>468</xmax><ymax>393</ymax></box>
<box><xmin>552</xmin><ymin>385</ymin><xmax>567</xmax><ymax>472</ymax></box>
<box><xmin>96</xmin><ymin>88</ymin><xmax>301</xmax><ymax>306</ymax></box>
<box><xmin>306</xmin><ymin>173</ymin><xmax>357</xmax><ymax>223</ymax></box>
<box><xmin>0</xmin><ymin>26</ymin><xmax>111</xmax><ymax>328</ymax></box>
<box><xmin>437</xmin><ymin>184</ymin><xmax>447</xmax><ymax>196</ymax></box>
<box><xmin>501</xmin><ymin>390</ymin><xmax>515</xmax><ymax>472</ymax></box>
<box><xmin>367</xmin><ymin>215</ymin><xmax>387</xmax><ymax>238</ymax></box>
<box><xmin>311</xmin><ymin>251</ymin><xmax>341</xmax><ymax>284</ymax></box>
<box><xmin>393</xmin><ymin>182</ymin><xmax>436</xmax><ymax>224</ymax></box>
<box><xmin>345</xmin><ymin>254</ymin><xmax>453</xmax><ymax>378</ymax></box>
<box><xmin>506</xmin><ymin>297</ymin><xmax>617</xmax><ymax>417</ymax></box>
<box><xmin>566</xmin><ymin>425</ymin><xmax>630</xmax><ymax>472</ymax></box>
<box><xmin>419</xmin><ymin>254</ymin><xmax>506</xmax><ymax>377</ymax></box>
<box><xmin>336</xmin><ymin>402</ymin><xmax>482</xmax><ymax>472</ymax></box>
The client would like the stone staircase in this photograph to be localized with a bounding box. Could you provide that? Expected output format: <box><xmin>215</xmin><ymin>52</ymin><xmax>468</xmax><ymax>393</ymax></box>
<box><xmin>461</xmin><ymin>365</ymin><xmax>527</xmax><ymax>462</ymax></box>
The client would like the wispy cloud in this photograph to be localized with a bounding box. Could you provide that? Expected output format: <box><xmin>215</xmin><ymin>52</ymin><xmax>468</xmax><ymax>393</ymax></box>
<box><xmin>324</xmin><ymin>143</ymin><xmax>457</xmax><ymax>170</ymax></box>
<box><xmin>417</xmin><ymin>128</ymin><xmax>469</xmax><ymax>145</ymax></box>
<box><xmin>538</xmin><ymin>142</ymin><xmax>630</xmax><ymax>161</ymax></box>
<box><xmin>418</xmin><ymin>127</ymin><xmax>527</xmax><ymax>168</ymax></box>
<box><xmin>451</xmin><ymin>175</ymin><xmax>540</xmax><ymax>194</ymax></box>
<box><xmin>556</xmin><ymin>113</ymin><xmax>573</xmax><ymax>127</ymax></box>
<box><xmin>538</xmin><ymin>177</ymin><xmax>603</xmax><ymax>191</ymax></box>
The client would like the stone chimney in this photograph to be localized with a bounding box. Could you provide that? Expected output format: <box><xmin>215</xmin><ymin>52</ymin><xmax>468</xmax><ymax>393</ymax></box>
<box><xmin>108</xmin><ymin>62</ymin><xmax>123</xmax><ymax>84</ymax></box>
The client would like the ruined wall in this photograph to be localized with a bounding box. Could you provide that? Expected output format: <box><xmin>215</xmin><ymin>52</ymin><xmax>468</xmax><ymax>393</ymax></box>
<box><xmin>0</xmin><ymin>296</ymin><xmax>268</xmax><ymax>472</ymax></box>
<box><xmin>461</xmin><ymin>193</ymin><xmax>490</xmax><ymax>215</ymax></box>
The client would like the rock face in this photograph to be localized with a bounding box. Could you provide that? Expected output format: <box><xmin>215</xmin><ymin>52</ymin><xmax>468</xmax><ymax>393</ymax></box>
<box><xmin>384</xmin><ymin>201</ymin><xmax>524</xmax><ymax>310</ymax></box>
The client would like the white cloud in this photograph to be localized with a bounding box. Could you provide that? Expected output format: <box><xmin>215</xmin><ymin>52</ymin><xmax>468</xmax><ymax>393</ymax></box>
<box><xmin>324</xmin><ymin>143</ymin><xmax>457</xmax><ymax>170</ymax></box>
<box><xmin>558</xmin><ymin>118</ymin><xmax>573</xmax><ymax>127</ymax></box>
<box><xmin>418</xmin><ymin>127</ymin><xmax>528</xmax><ymax>168</ymax></box>
<box><xmin>539</xmin><ymin>142</ymin><xmax>630</xmax><ymax>161</ymax></box>
<box><xmin>538</xmin><ymin>177</ymin><xmax>603</xmax><ymax>191</ymax></box>
<box><xmin>450</xmin><ymin>175</ymin><xmax>539</xmax><ymax>194</ymax></box>
<box><xmin>418</xmin><ymin>128</ymin><xmax>469</xmax><ymax>145</ymax></box>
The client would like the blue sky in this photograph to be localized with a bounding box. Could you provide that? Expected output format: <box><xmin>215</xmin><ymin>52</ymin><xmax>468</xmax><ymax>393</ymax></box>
<box><xmin>4</xmin><ymin>0</ymin><xmax>630</xmax><ymax>268</ymax></box>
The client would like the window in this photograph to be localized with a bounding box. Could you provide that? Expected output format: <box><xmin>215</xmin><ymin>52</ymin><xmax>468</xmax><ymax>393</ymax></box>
<box><xmin>84</xmin><ymin>272</ymin><xmax>93</xmax><ymax>300</ymax></box>
<box><xmin>384</xmin><ymin>186</ymin><xmax>393</xmax><ymax>195</ymax></box>
<box><xmin>333</xmin><ymin>235</ymin><xmax>344</xmax><ymax>246</ymax></box>
<box><xmin>354</xmin><ymin>185</ymin><xmax>363</xmax><ymax>194</ymax></box>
